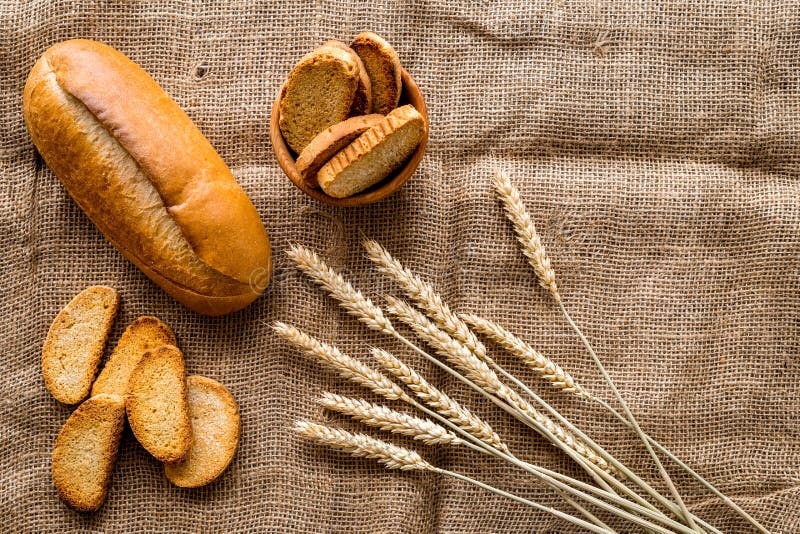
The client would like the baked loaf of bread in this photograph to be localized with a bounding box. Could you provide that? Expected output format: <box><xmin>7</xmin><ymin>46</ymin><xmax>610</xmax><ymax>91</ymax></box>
<box><xmin>296</xmin><ymin>114</ymin><xmax>383</xmax><ymax>188</ymax></box>
<box><xmin>164</xmin><ymin>375</ymin><xmax>241</xmax><ymax>488</ymax></box>
<box><xmin>23</xmin><ymin>39</ymin><xmax>271</xmax><ymax>316</ymax></box>
<box><xmin>92</xmin><ymin>316</ymin><xmax>176</xmax><ymax>398</ymax></box>
<box><xmin>126</xmin><ymin>345</ymin><xmax>192</xmax><ymax>463</ymax></box>
<box><xmin>318</xmin><ymin>105</ymin><xmax>427</xmax><ymax>198</ymax></box>
<box><xmin>350</xmin><ymin>32</ymin><xmax>402</xmax><ymax>115</ymax></box>
<box><xmin>43</xmin><ymin>286</ymin><xmax>119</xmax><ymax>404</ymax></box>
<box><xmin>52</xmin><ymin>393</ymin><xmax>125</xmax><ymax>511</ymax></box>
<box><xmin>278</xmin><ymin>45</ymin><xmax>359</xmax><ymax>153</ymax></box>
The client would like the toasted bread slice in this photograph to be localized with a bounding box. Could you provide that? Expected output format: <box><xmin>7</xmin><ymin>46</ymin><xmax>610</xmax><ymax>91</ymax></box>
<box><xmin>279</xmin><ymin>46</ymin><xmax>359</xmax><ymax>153</ymax></box>
<box><xmin>323</xmin><ymin>39</ymin><xmax>372</xmax><ymax>116</ymax></box>
<box><xmin>126</xmin><ymin>345</ymin><xmax>191</xmax><ymax>463</ymax></box>
<box><xmin>350</xmin><ymin>32</ymin><xmax>402</xmax><ymax>115</ymax></box>
<box><xmin>164</xmin><ymin>375</ymin><xmax>241</xmax><ymax>488</ymax></box>
<box><xmin>52</xmin><ymin>393</ymin><xmax>125</xmax><ymax>512</ymax></box>
<box><xmin>92</xmin><ymin>316</ymin><xmax>176</xmax><ymax>398</ymax></box>
<box><xmin>296</xmin><ymin>114</ymin><xmax>384</xmax><ymax>188</ymax></box>
<box><xmin>43</xmin><ymin>286</ymin><xmax>119</xmax><ymax>404</ymax></box>
<box><xmin>317</xmin><ymin>105</ymin><xmax>426</xmax><ymax>198</ymax></box>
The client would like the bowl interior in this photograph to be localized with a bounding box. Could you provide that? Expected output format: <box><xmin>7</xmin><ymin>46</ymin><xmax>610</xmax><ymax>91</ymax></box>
<box><xmin>270</xmin><ymin>68</ymin><xmax>428</xmax><ymax>207</ymax></box>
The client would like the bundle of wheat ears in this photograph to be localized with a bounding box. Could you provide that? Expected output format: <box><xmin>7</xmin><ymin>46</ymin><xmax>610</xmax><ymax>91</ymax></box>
<box><xmin>277</xmin><ymin>170</ymin><xmax>769</xmax><ymax>533</ymax></box>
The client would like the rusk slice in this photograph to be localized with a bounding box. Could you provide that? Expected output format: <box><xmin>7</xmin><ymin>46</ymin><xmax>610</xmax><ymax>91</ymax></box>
<box><xmin>279</xmin><ymin>46</ymin><xmax>359</xmax><ymax>153</ymax></box>
<box><xmin>296</xmin><ymin>114</ymin><xmax>383</xmax><ymax>188</ymax></box>
<box><xmin>126</xmin><ymin>345</ymin><xmax>192</xmax><ymax>463</ymax></box>
<box><xmin>92</xmin><ymin>316</ymin><xmax>176</xmax><ymax>398</ymax></box>
<box><xmin>52</xmin><ymin>393</ymin><xmax>125</xmax><ymax>512</ymax></box>
<box><xmin>318</xmin><ymin>105</ymin><xmax>426</xmax><ymax>198</ymax></box>
<box><xmin>164</xmin><ymin>376</ymin><xmax>241</xmax><ymax>488</ymax></box>
<box><xmin>323</xmin><ymin>40</ymin><xmax>372</xmax><ymax>116</ymax></box>
<box><xmin>43</xmin><ymin>286</ymin><xmax>119</xmax><ymax>404</ymax></box>
<box><xmin>350</xmin><ymin>32</ymin><xmax>402</xmax><ymax>115</ymax></box>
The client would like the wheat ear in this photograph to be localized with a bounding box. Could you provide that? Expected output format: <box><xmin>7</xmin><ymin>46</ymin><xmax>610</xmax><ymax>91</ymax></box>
<box><xmin>273</xmin><ymin>322</ymin><xmax>412</xmax><ymax>404</ymax></box>
<box><xmin>364</xmin><ymin>240</ymin><xmax>488</xmax><ymax>361</ymax></box>
<box><xmin>319</xmin><ymin>392</ymin><xmax>462</xmax><ymax>446</ymax></box>
<box><xmin>460</xmin><ymin>313</ymin><xmax>592</xmax><ymax>399</ymax></box>
<box><xmin>294</xmin><ymin>421</ymin><xmax>431</xmax><ymax>471</ymax></box>
<box><xmin>287</xmin><ymin>244</ymin><xmax>396</xmax><ymax>335</ymax></box>
<box><xmin>370</xmin><ymin>347</ymin><xmax>509</xmax><ymax>453</ymax></box>
<box><xmin>493</xmin><ymin>170</ymin><xmax>559</xmax><ymax>301</ymax></box>
<box><xmin>295</xmin><ymin>422</ymin><xmax>616</xmax><ymax>534</ymax></box>
<box><xmin>385</xmin><ymin>297</ymin><xmax>614</xmax><ymax>475</ymax></box>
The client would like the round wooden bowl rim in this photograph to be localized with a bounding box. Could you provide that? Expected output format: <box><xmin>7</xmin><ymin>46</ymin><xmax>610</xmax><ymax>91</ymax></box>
<box><xmin>270</xmin><ymin>68</ymin><xmax>428</xmax><ymax>207</ymax></box>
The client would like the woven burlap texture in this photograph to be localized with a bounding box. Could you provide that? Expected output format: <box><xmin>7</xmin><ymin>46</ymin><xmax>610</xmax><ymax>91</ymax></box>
<box><xmin>1</xmin><ymin>1</ymin><xmax>798</xmax><ymax>532</ymax></box>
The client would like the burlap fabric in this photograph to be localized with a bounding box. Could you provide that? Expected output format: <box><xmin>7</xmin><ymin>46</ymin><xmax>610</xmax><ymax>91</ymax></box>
<box><xmin>1</xmin><ymin>1</ymin><xmax>798</xmax><ymax>532</ymax></box>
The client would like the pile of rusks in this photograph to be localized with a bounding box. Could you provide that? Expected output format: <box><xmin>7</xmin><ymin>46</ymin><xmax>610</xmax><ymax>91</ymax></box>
<box><xmin>279</xmin><ymin>32</ymin><xmax>427</xmax><ymax>198</ymax></box>
<box><xmin>43</xmin><ymin>286</ymin><xmax>241</xmax><ymax>512</ymax></box>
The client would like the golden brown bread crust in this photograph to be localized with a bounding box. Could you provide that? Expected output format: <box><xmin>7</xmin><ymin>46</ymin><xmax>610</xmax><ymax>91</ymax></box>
<box><xmin>92</xmin><ymin>316</ymin><xmax>176</xmax><ymax>398</ymax></box>
<box><xmin>296</xmin><ymin>114</ymin><xmax>384</xmax><ymax>188</ymax></box>
<box><xmin>52</xmin><ymin>393</ymin><xmax>125</xmax><ymax>512</ymax></box>
<box><xmin>318</xmin><ymin>105</ymin><xmax>426</xmax><ymax>198</ymax></box>
<box><xmin>22</xmin><ymin>40</ymin><xmax>271</xmax><ymax>315</ymax></box>
<box><xmin>164</xmin><ymin>375</ymin><xmax>241</xmax><ymax>488</ymax></box>
<box><xmin>350</xmin><ymin>32</ymin><xmax>402</xmax><ymax>115</ymax></box>
<box><xmin>126</xmin><ymin>345</ymin><xmax>192</xmax><ymax>463</ymax></box>
<box><xmin>42</xmin><ymin>286</ymin><xmax>119</xmax><ymax>405</ymax></box>
<box><xmin>322</xmin><ymin>40</ymin><xmax>372</xmax><ymax>116</ymax></box>
<box><xmin>278</xmin><ymin>46</ymin><xmax>359</xmax><ymax>153</ymax></box>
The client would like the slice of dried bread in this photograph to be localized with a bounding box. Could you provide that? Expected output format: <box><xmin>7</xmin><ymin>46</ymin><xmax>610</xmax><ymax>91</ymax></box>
<box><xmin>296</xmin><ymin>114</ymin><xmax>384</xmax><ymax>188</ymax></box>
<box><xmin>323</xmin><ymin>39</ymin><xmax>372</xmax><ymax>116</ymax></box>
<box><xmin>350</xmin><ymin>32</ymin><xmax>402</xmax><ymax>115</ymax></box>
<box><xmin>43</xmin><ymin>286</ymin><xmax>119</xmax><ymax>404</ymax></box>
<box><xmin>92</xmin><ymin>316</ymin><xmax>176</xmax><ymax>398</ymax></box>
<box><xmin>126</xmin><ymin>345</ymin><xmax>192</xmax><ymax>463</ymax></box>
<box><xmin>279</xmin><ymin>45</ymin><xmax>359</xmax><ymax>154</ymax></box>
<box><xmin>164</xmin><ymin>375</ymin><xmax>241</xmax><ymax>488</ymax></box>
<box><xmin>52</xmin><ymin>393</ymin><xmax>125</xmax><ymax>512</ymax></box>
<box><xmin>318</xmin><ymin>105</ymin><xmax>426</xmax><ymax>198</ymax></box>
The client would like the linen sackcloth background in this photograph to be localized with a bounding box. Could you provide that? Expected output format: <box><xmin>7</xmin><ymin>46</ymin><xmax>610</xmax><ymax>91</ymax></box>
<box><xmin>1</xmin><ymin>0</ymin><xmax>798</xmax><ymax>532</ymax></box>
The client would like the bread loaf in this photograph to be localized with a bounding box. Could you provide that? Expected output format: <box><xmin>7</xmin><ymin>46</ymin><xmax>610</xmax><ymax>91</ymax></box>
<box><xmin>43</xmin><ymin>286</ymin><xmax>119</xmax><ymax>405</ymax></box>
<box><xmin>23</xmin><ymin>39</ymin><xmax>271</xmax><ymax>316</ymax></box>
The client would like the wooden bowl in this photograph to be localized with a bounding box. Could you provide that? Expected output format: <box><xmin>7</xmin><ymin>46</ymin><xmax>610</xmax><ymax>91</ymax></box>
<box><xmin>270</xmin><ymin>69</ymin><xmax>428</xmax><ymax>207</ymax></box>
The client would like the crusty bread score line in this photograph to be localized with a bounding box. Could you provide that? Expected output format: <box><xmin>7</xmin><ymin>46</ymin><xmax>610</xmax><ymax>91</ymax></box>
<box><xmin>23</xmin><ymin>40</ymin><xmax>271</xmax><ymax>316</ymax></box>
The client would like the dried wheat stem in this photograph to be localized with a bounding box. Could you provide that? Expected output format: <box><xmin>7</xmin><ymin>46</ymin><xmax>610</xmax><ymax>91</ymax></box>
<box><xmin>460</xmin><ymin>313</ymin><xmax>592</xmax><ymax>399</ymax></box>
<box><xmin>385</xmin><ymin>297</ymin><xmax>615</xmax><ymax>475</ymax></box>
<box><xmin>273</xmin><ymin>322</ymin><xmax>412</xmax><ymax>404</ymax></box>
<box><xmin>364</xmin><ymin>240</ymin><xmax>489</xmax><ymax>362</ymax></box>
<box><xmin>492</xmin><ymin>170</ymin><xmax>559</xmax><ymax>302</ymax></box>
<box><xmin>319</xmin><ymin>392</ymin><xmax>463</xmax><ymax>446</ymax></box>
<box><xmin>287</xmin><ymin>244</ymin><xmax>396</xmax><ymax>335</ymax></box>
<box><xmin>294</xmin><ymin>422</ymin><xmax>615</xmax><ymax>534</ymax></box>
<box><xmin>294</xmin><ymin>421</ymin><xmax>431</xmax><ymax>471</ymax></box>
<box><xmin>371</xmin><ymin>347</ymin><xmax>509</xmax><ymax>453</ymax></box>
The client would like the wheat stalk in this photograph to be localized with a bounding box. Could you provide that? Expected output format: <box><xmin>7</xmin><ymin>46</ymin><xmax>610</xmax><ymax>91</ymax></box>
<box><xmin>493</xmin><ymin>170</ymin><xmax>559</xmax><ymax>302</ymax></box>
<box><xmin>370</xmin><ymin>347</ymin><xmax>509</xmax><ymax>453</ymax></box>
<box><xmin>364</xmin><ymin>240</ymin><xmax>488</xmax><ymax>361</ymax></box>
<box><xmin>319</xmin><ymin>392</ymin><xmax>462</xmax><ymax>446</ymax></box>
<box><xmin>385</xmin><ymin>297</ymin><xmax>614</xmax><ymax>475</ymax></box>
<box><xmin>460</xmin><ymin>313</ymin><xmax>592</xmax><ymax>399</ymax></box>
<box><xmin>273</xmin><ymin>322</ymin><xmax>412</xmax><ymax>404</ymax></box>
<box><xmin>294</xmin><ymin>421</ymin><xmax>432</xmax><ymax>471</ymax></box>
<box><xmin>287</xmin><ymin>244</ymin><xmax>396</xmax><ymax>335</ymax></box>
